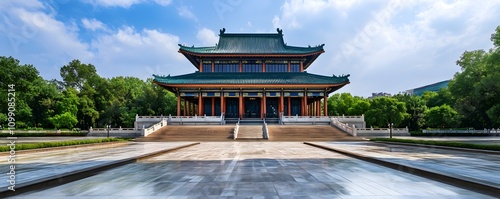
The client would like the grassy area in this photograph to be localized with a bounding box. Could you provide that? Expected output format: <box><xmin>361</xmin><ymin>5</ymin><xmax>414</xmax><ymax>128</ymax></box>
<box><xmin>0</xmin><ymin>132</ymin><xmax>87</xmax><ymax>137</ymax></box>
<box><xmin>370</xmin><ymin>138</ymin><xmax>500</xmax><ymax>152</ymax></box>
<box><xmin>409</xmin><ymin>131</ymin><xmax>495</xmax><ymax>136</ymax></box>
<box><xmin>0</xmin><ymin>138</ymin><xmax>129</xmax><ymax>152</ymax></box>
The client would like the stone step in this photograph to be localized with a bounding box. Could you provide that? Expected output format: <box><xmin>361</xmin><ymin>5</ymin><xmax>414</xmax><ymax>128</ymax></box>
<box><xmin>267</xmin><ymin>125</ymin><xmax>360</xmax><ymax>141</ymax></box>
<box><xmin>236</xmin><ymin>125</ymin><xmax>263</xmax><ymax>140</ymax></box>
<box><xmin>136</xmin><ymin>125</ymin><xmax>235</xmax><ymax>141</ymax></box>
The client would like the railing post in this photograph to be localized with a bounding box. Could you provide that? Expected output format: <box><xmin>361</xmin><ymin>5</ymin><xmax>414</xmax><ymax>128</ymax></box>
<box><xmin>352</xmin><ymin>124</ymin><xmax>357</xmax><ymax>136</ymax></box>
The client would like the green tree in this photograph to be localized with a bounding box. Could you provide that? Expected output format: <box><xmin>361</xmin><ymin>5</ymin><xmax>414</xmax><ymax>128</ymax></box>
<box><xmin>423</xmin><ymin>104</ymin><xmax>460</xmax><ymax>128</ymax></box>
<box><xmin>56</xmin><ymin>88</ymin><xmax>79</xmax><ymax>116</ymax></box>
<box><xmin>327</xmin><ymin>93</ymin><xmax>354</xmax><ymax>116</ymax></box>
<box><xmin>49</xmin><ymin>112</ymin><xmax>78</xmax><ymax>129</ymax></box>
<box><xmin>0</xmin><ymin>113</ymin><xmax>7</xmax><ymax>126</ymax></box>
<box><xmin>32</xmin><ymin>80</ymin><xmax>61</xmax><ymax>128</ymax></box>
<box><xmin>448</xmin><ymin>26</ymin><xmax>500</xmax><ymax>128</ymax></box>
<box><xmin>60</xmin><ymin>59</ymin><xmax>98</xmax><ymax>90</ymax></box>
<box><xmin>394</xmin><ymin>94</ymin><xmax>427</xmax><ymax>130</ymax></box>
<box><xmin>347</xmin><ymin>97</ymin><xmax>370</xmax><ymax>115</ymax></box>
<box><xmin>365</xmin><ymin>97</ymin><xmax>408</xmax><ymax>128</ymax></box>
<box><xmin>0</xmin><ymin>56</ymin><xmax>42</xmax><ymax>128</ymax></box>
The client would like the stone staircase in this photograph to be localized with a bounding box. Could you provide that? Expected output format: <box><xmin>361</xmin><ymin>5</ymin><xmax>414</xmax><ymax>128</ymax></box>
<box><xmin>236</xmin><ymin>125</ymin><xmax>263</xmax><ymax>140</ymax></box>
<box><xmin>136</xmin><ymin>125</ymin><xmax>235</xmax><ymax>141</ymax></box>
<box><xmin>267</xmin><ymin>125</ymin><xmax>361</xmax><ymax>141</ymax></box>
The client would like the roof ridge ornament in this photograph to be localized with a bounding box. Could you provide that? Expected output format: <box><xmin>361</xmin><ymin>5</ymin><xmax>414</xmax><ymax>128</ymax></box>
<box><xmin>276</xmin><ymin>28</ymin><xmax>283</xmax><ymax>35</ymax></box>
<box><xmin>219</xmin><ymin>28</ymin><xmax>226</xmax><ymax>35</ymax></box>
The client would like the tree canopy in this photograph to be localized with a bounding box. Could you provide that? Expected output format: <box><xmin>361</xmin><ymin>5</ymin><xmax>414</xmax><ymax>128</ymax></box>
<box><xmin>0</xmin><ymin>57</ymin><xmax>178</xmax><ymax>129</ymax></box>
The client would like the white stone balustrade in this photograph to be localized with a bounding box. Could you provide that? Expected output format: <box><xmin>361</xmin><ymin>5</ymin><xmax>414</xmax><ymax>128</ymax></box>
<box><xmin>167</xmin><ymin>113</ymin><xmax>225</xmax><ymax>124</ymax></box>
<box><xmin>142</xmin><ymin>118</ymin><xmax>167</xmax><ymax>137</ymax></box>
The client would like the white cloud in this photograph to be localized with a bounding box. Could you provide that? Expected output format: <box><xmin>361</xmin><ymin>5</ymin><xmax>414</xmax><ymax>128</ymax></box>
<box><xmin>196</xmin><ymin>28</ymin><xmax>218</xmax><ymax>46</ymax></box>
<box><xmin>153</xmin><ymin>0</ymin><xmax>172</xmax><ymax>6</ymax></box>
<box><xmin>274</xmin><ymin>0</ymin><xmax>500</xmax><ymax>96</ymax></box>
<box><xmin>81</xmin><ymin>18</ymin><xmax>107</xmax><ymax>31</ymax></box>
<box><xmin>83</xmin><ymin>0</ymin><xmax>171</xmax><ymax>8</ymax></box>
<box><xmin>0</xmin><ymin>0</ymin><xmax>187</xmax><ymax>81</ymax></box>
<box><xmin>177</xmin><ymin>6</ymin><xmax>197</xmax><ymax>21</ymax></box>
<box><xmin>84</xmin><ymin>0</ymin><xmax>142</xmax><ymax>8</ymax></box>
<box><xmin>0</xmin><ymin>0</ymin><xmax>45</xmax><ymax>10</ymax></box>
<box><xmin>90</xmin><ymin>26</ymin><xmax>186</xmax><ymax>79</ymax></box>
<box><xmin>273</xmin><ymin>0</ymin><xmax>359</xmax><ymax>29</ymax></box>
<box><xmin>0</xmin><ymin>3</ymin><xmax>92</xmax><ymax>79</ymax></box>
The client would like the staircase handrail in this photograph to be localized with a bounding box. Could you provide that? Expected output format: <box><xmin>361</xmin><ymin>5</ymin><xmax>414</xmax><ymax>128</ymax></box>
<box><xmin>330</xmin><ymin>118</ymin><xmax>357</xmax><ymax>136</ymax></box>
<box><xmin>262</xmin><ymin>122</ymin><xmax>269</xmax><ymax>139</ymax></box>
<box><xmin>221</xmin><ymin>112</ymin><xmax>225</xmax><ymax>125</ymax></box>
<box><xmin>234</xmin><ymin>119</ymin><xmax>240</xmax><ymax>140</ymax></box>
<box><xmin>142</xmin><ymin>118</ymin><xmax>167</xmax><ymax>137</ymax></box>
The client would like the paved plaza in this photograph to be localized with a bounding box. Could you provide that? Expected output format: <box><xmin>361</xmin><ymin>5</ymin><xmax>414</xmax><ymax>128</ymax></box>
<box><xmin>309</xmin><ymin>142</ymin><xmax>500</xmax><ymax>190</ymax></box>
<box><xmin>0</xmin><ymin>142</ymin><xmax>196</xmax><ymax>190</ymax></box>
<box><xmin>10</xmin><ymin>141</ymin><xmax>495</xmax><ymax>198</ymax></box>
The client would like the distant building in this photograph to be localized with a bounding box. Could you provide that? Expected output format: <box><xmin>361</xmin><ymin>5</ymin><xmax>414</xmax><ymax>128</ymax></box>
<box><xmin>368</xmin><ymin>92</ymin><xmax>391</xmax><ymax>99</ymax></box>
<box><xmin>403</xmin><ymin>80</ymin><xmax>450</xmax><ymax>96</ymax></box>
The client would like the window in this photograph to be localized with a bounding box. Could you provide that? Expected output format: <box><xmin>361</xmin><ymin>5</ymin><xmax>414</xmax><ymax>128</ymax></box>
<box><xmin>242</xmin><ymin>64</ymin><xmax>262</xmax><ymax>72</ymax></box>
<box><xmin>265</xmin><ymin>60</ymin><xmax>288</xmax><ymax>72</ymax></box>
<box><xmin>290</xmin><ymin>64</ymin><xmax>300</xmax><ymax>72</ymax></box>
<box><xmin>215</xmin><ymin>64</ymin><xmax>239</xmax><ymax>72</ymax></box>
<box><xmin>266</xmin><ymin>64</ymin><xmax>287</xmax><ymax>72</ymax></box>
<box><xmin>202</xmin><ymin>64</ymin><xmax>212</xmax><ymax>72</ymax></box>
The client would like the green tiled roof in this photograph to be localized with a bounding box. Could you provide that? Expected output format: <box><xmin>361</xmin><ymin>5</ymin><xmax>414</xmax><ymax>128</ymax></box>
<box><xmin>179</xmin><ymin>28</ymin><xmax>324</xmax><ymax>55</ymax></box>
<box><xmin>153</xmin><ymin>72</ymin><xmax>349</xmax><ymax>85</ymax></box>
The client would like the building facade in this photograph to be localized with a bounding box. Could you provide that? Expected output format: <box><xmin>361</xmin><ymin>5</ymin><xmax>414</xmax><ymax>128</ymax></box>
<box><xmin>153</xmin><ymin>28</ymin><xmax>350</xmax><ymax>119</ymax></box>
<box><xmin>403</xmin><ymin>80</ymin><xmax>450</xmax><ymax>96</ymax></box>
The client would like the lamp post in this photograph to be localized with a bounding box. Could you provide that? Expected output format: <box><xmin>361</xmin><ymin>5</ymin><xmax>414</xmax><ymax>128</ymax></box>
<box><xmin>388</xmin><ymin>123</ymin><xmax>393</xmax><ymax>138</ymax></box>
<box><xmin>106</xmin><ymin>125</ymin><xmax>110</xmax><ymax>138</ymax></box>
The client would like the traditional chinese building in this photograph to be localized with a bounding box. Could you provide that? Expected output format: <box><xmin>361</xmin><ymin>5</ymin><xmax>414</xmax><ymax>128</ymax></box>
<box><xmin>153</xmin><ymin>28</ymin><xmax>349</xmax><ymax>120</ymax></box>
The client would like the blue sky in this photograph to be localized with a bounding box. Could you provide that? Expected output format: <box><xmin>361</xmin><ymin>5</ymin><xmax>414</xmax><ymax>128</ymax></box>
<box><xmin>1</xmin><ymin>0</ymin><xmax>499</xmax><ymax>97</ymax></box>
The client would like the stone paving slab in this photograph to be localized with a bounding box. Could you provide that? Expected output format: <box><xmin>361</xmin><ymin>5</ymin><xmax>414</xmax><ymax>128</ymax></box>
<box><xmin>0</xmin><ymin>142</ymin><xmax>196</xmax><ymax>190</ymax></box>
<box><xmin>13</xmin><ymin>142</ymin><xmax>493</xmax><ymax>198</ymax></box>
<box><xmin>309</xmin><ymin>141</ymin><xmax>500</xmax><ymax>190</ymax></box>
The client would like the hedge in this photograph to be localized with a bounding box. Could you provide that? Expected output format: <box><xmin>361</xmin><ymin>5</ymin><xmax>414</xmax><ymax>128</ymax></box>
<box><xmin>0</xmin><ymin>138</ymin><xmax>128</xmax><ymax>152</ymax></box>
<box><xmin>370</xmin><ymin>138</ymin><xmax>500</xmax><ymax>151</ymax></box>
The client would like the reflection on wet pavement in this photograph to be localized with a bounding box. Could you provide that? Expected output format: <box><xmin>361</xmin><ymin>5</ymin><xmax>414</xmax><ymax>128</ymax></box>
<box><xmin>13</xmin><ymin>142</ymin><xmax>493</xmax><ymax>198</ymax></box>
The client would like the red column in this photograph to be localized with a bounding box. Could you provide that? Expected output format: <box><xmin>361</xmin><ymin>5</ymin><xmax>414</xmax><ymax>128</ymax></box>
<box><xmin>317</xmin><ymin>100</ymin><xmax>321</xmax><ymax>116</ymax></box>
<box><xmin>239</xmin><ymin>94</ymin><xmax>243</xmax><ymax>119</ymax></box>
<box><xmin>239</xmin><ymin>62</ymin><xmax>242</xmax><ymax>72</ymax></box>
<box><xmin>220</xmin><ymin>93</ymin><xmax>224</xmax><ymax>115</ymax></box>
<box><xmin>186</xmin><ymin>101</ymin><xmax>190</xmax><ymax>116</ymax></box>
<box><xmin>300</xmin><ymin>61</ymin><xmax>304</xmax><ymax>72</ymax></box>
<box><xmin>288</xmin><ymin>97</ymin><xmax>291</xmax><ymax>116</ymax></box>
<box><xmin>263</xmin><ymin>62</ymin><xmax>266</xmax><ymax>72</ymax></box>
<box><xmin>300</xmin><ymin>96</ymin><xmax>307</xmax><ymax>116</ymax></box>
<box><xmin>323</xmin><ymin>95</ymin><xmax>328</xmax><ymax>116</ymax></box>
<box><xmin>310</xmin><ymin>102</ymin><xmax>313</xmax><ymax>116</ymax></box>
<box><xmin>302</xmin><ymin>95</ymin><xmax>307</xmax><ymax>116</ymax></box>
<box><xmin>287</xmin><ymin>61</ymin><xmax>291</xmax><ymax>72</ymax></box>
<box><xmin>280</xmin><ymin>94</ymin><xmax>284</xmax><ymax>115</ymax></box>
<box><xmin>199</xmin><ymin>61</ymin><xmax>203</xmax><ymax>72</ymax></box>
<box><xmin>212</xmin><ymin>62</ymin><xmax>215</xmax><ymax>73</ymax></box>
<box><xmin>212</xmin><ymin>98</ymin><xmax>215</xmax><ymax>116</ymax></box>
<box><xmin>198</xmin><ymin>95</ymin><xmax>203</xmax><ymax>116</ymax></box>
<box><xmin>307</xmin><ymin>102</ymin><xmax>311</xmax><ymax>116</ymax></box>
<box><xmin>177</xmin><ymin>95</ymin><xmax>181</xmax><ymax>116</ymax></box>
<box><xmin>263</xmin><ymin>94</ymin><xmax>267</xmax><ymax>119</ymax></box>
